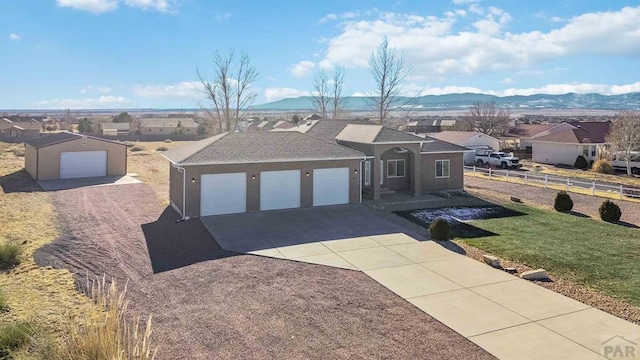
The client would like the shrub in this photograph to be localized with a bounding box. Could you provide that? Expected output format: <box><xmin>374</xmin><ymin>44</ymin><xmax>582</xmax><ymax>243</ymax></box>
<box><xmin>0</xmin><ymin>242</ymin><xmax>21</xmax><ymax>271</ymax></box>
<box><xmin>163</xmin><ymin>139</ymin><xmax>172</xmax><ymax>143</ymax></box>
<box><xmin>156</xmin><ymin>146</ymin><xmax>168</xmax><ymax>152</ymax></box>
<box><xmin>574</xmin><ymin>155</ymin><xmax>588</xmax><ymax>170</ymax></box>
<box><xmin>592</xmin><ymin>159</ymin><xmax>615</xmax><ymax>174</ymax></box>
<box><xmin>130</xmin><ymin>146</ymin><xmax>145</xmax><ymax>152</ymax></box>
<box><xmin>0</xmin><ymin>287</ymin><xmax>8</xmax><ymax>312</ymax></box>
<box><xmin>599</xmin><ymin>200</ymin><xmax>621</xmax><ymax>222</ymax></box>
<box><xmin>0</xmin><ymin>321</ymin><xmax>38</xmax><ymax>357</ymax></box>
<box><xmin>553</xmin><ymin>191</ymin><xmax>574</xmax><ymax>212</ymax></box>
<box><xmin>429</xmin><ymin>218</ymin><xmax>450</xmax><ymax>241</ymax></box>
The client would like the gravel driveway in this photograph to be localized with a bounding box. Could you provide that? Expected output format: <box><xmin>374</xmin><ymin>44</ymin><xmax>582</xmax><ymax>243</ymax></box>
<box><xmin>35</xmin><ymin>183</ymin><xmax>495</xmax><ymax>360</ymax></box>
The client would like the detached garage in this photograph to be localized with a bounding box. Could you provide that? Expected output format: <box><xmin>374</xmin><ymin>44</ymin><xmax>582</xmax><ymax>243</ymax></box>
<box><xmin>24</xmin><ymin>132</ymin><xmax>127</xmax><ymax>181</ymax></box>
<box><xmin>162</xmin><ymin>132</ymin><xmax>366</xmax><ymax>218</ymax></box>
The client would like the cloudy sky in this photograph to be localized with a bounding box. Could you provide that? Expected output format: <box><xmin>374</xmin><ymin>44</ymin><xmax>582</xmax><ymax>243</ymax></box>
<box><xmin>2</xmin><ymin>0</ymin><xmax>640</xmax><ymax>109</ymax></box>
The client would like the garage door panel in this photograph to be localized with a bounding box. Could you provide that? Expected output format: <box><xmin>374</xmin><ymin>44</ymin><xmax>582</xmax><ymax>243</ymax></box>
<box><xmin>260</xmin><ymin>170</ymin><xmax>300</xmax><ymax>211</ymax></box>
<box><xmin>313</xmin><ymin>167</ymin><xmax>350</xmax><ymax>206</ymax></box>
<box><xmin>201</xmin><ymin>173</ymin><xmax>246</xmax><ymax>216</ymax></box>
<box><xmin>60</xmin><ymin>151</ymin><xmax>107</xmax><ymax>179</ymax></box>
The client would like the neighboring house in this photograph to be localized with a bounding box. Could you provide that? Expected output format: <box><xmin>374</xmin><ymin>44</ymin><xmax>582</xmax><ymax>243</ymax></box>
<box><xmin>405</xmin><ymin>119</ymin><xmax>457</xmax><ymax>133</ymax></box>
<box><xmin>24</xmin><ymin>132</ymin><xmax>127</xmax><ymax>181</ymax></box>
<box><xmin>101</xmin><ymin>122</ymin><xmax>131</xmax><ymax>136</ymax></box>
<box><xmin>529</xmin><ymin>121</ymin><xmax>611</xmax><ymax>166</ymax></box>
<box><xmin>139</xmin><ymin>118</ymin><xmax>199</xmax><ymax>135</ymax></box>
<box><xmin>163</xmin><ymin>119</ymin><xmax>469</xmax><ymax>218</ymax></box>
<box><xmin>246</xmin><ymin>120</ymin><xmax>294</xmax><ymax>132</ymax></box>
<box><xmin>0</xmin><ymin>118</ymin><xmax>41</xmax><ymax>142</ymax></box>
<box><xmin>426</xmin><ymin>131</ymin><xmax>500</xmax><ymax>165</ymax></box>
<box><xmin>503</xmin><ymin>123</ymin><xmax>557</xmax><ymax>150</ymax></box>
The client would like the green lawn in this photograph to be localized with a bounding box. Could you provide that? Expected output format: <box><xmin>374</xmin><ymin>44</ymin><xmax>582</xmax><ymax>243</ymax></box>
<box><xmin>457</xmin><ymin>203</ymin><xmax>640</xmax><ymax>306</ymax></box>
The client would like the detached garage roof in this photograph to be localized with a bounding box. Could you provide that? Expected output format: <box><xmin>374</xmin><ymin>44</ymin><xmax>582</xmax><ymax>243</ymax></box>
<box><xmin>25</xmin><ymin>131</ymin><xmax>126</xmax><ymax>148</ymax></box>
<box><xmin>162</xmin><ymin>131</ymin><xmax>366</xmax><ymax>165</ymax></box>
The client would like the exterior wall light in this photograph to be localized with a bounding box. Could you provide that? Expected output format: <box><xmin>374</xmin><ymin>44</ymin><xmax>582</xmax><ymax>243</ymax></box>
<box><xmin>354</xmin><ymin>169</ymin><xmax>358</xmax><ymax>174</ymax></box>
<box><xmin>191</xmin><ymin>178</ymin><xmax>196</xmax><ymax>183</ymax></box>
<box><xmin>306</xmin><ymin>172</ymin><xmax>310</xmax><ymax>177</ymax></box>
<box><xmin>252</xmin><ymin>175</ymin><xmax>256</xmax><ymax>180</ymax></box>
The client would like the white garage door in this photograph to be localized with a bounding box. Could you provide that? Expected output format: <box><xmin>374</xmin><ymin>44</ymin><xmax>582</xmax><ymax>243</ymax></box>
<box><xmin>313</xmin><ymin>167</ymin><xmax>350</xmax><ymax>206</ymax></box>
<box><xmin>200</xmin><ymin>173</ymin><xmax>246</xmax><ymax>216</ymax></box>
<box><xmin>59</xmin><ymin>151</ymin><xmax>107</xmax><ymax>179</ymax></box>
<box><xmin>260</xmin><ymin>170</ymin><xmax>300</xmax><ymax>211</ymax></box>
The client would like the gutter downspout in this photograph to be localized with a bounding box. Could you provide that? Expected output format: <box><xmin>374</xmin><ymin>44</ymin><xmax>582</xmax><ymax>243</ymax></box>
<box><xmin>171</xmin><ymin>162</ymin><xmax>188</xmax><ymax>222</ymax></box>
<box><xmin>359</xmin><ymin>158</ymin><xmax>366</xmax><ymax>204</ymax></box>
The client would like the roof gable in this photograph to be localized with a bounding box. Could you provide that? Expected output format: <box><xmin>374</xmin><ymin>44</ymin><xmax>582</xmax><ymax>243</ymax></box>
<box><xmin>25</xmin><ymin>131</ymin><xmax>126</xmax><ymax>148</ymax></box>
<box><xmin>335</xmin><ymin>124</ymin><xmax>424</xmax><ymax>144</ymax></box>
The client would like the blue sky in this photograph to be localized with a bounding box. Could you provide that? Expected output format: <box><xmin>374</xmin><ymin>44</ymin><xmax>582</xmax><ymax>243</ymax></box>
<box><xmin>1</xmin><ymin>0</ymin><xmax>640</xmax><ymax>109</ymax></box>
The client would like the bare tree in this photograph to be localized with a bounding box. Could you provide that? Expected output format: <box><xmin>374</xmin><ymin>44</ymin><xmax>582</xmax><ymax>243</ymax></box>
<box><xmin>331</xmin><ymin>65</ymin><xmax>346</xmax><ymax>119</ymax></box>
<box><xmin>458</xmin><ymin>101</ymin><xmax>511</xmax><ymax>136</ymax></box>
<box><xmin>198</xmin><ymin>50</ymin><xmax>259</xmax><ymax>133</ymax></box>
<box><xmin>366</xmin><ymin>36</ymin><xmax>410</xmax><ymax>124</ymax></box>
<box><xmin>606</xmin><ymin>111</ymin><xmax>640</xmax><ymax>176</ymax></box>
<box><xmin>311</xmin><ymin>69</ymin><xmax>330</xmax><ymax>119</ymax></box>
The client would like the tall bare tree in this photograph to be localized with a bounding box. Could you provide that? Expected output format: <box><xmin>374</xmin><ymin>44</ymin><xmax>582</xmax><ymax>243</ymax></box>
<box><xmin>606</xmin><ymin>111</ymin><xmax>640</xmax><ymax>176</ymax></box>
<box><xmin>198</xmin><ymin>50</ymin><xmax>259</xmax><ymax>133</ymax></box>
<box><xmin>330</xmin><ymin>65</ymin><xmax>345</xmax><ymax>119</ymax></box>
<box><xmin>458</xmin><ymin>101</ymin><xmax>511</xmax><ymax>136</ymax></box>
<box><xmin>366</xmin><ymin>36</ymin><xmax>410</xmax><ymax>124</ymax></box>
<box><xmin>311</xmin><ymin>69</ymin><xmax>330</xmax><ymax>119</ymax></box>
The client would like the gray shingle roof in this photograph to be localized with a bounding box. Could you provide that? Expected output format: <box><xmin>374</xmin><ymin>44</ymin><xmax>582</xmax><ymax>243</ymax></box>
<box><xmin>305</xmin><ymin>119</ymin><xmax>375</xmax><ymax>142</ymax></box>
<box><xmin>335</xmin><ymin>124</ymin><xmax>424</xmax><ymax>144</ymax></box>
<box><xmin>374</xmin><ymin>127</ymin><xmax>425</xmax><ymax>142</ymax></box>
<box><xmin>24</xmin><ymin>131</ymin><xmax>126</xmax><ymax>148</ymax></box>
<box><xmin>421</xmin><ymin>136</ymin><xmax>470</xmax><ymax>153</ymax></box>
<box><xmin>162</xmin><ymin>131</ymin><xmax>366</xmax><ymax>165</ymax></box>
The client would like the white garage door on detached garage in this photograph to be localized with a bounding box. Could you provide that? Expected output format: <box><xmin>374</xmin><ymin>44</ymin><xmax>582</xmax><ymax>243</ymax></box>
<box><xmin>313</xmin><ymin>167</ymin><xmax>349</xmax><ymax>206</ymax></box>
<box><xmin>59</xmin><ymin>151</ymin><xmax>107</xmax><ymax>179</ymax></box>
<box><xmin>260</xmin><ymin>170</ymin><xmax>301</xmax><ymax>210</ymax></box>
<box><xmin>200</xmin><ymin>173</ymin><xmax>247</xmax><ymax>216</ymax></box>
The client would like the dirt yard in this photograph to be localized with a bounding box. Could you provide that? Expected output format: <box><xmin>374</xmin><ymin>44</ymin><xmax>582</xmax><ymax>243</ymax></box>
<box><xmin>32</xmin><ymin>180</ymin><xmax>494</xmax><ymax>358</ymax></box>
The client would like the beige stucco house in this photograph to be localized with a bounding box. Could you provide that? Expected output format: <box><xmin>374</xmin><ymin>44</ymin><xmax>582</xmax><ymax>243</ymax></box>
<box><xmin>1</xmin><ymin>118</ymin><xmax>41</xmax><ymax>142</ymax></box>
<box><xmin>162</xmin><ymin>120</ymin><xmax>468</xmax><ymax>218</ymax></box>
<box><xmin>24</xmin><ymin>132</ymin><xmax>127</xmax><ymax>180</ymax></box>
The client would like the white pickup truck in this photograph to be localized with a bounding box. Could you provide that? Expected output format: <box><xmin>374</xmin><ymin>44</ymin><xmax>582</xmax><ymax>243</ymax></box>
<box><xmin>475</xmin><ymin>150</ymin><xmax>522</xmax><ymax>169</ymax></box>
<box><xmin>612</xmin><ymin>152</ymin><xmax>640</xmax><ymax>175</ymax></box>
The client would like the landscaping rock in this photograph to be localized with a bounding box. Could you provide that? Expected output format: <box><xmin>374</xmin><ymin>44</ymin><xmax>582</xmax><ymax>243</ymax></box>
<box><xmin>482</xmin><ymin>255</ymin><xmax>500</xmax><ymax>268</ymax></box>
<box><xmin>510</xmin><ymin>196</ymin><xmax>521</xmax><ymax>203</ymax></box>
<box><xmin>504</xmin><ymin>267</ymin><xmax>518</xmax><ymax>273</ymax></box>
<box><xmin>520</xmin><ymin>269</ymin><xmax>549</xmax><ymax>281</ymax></box>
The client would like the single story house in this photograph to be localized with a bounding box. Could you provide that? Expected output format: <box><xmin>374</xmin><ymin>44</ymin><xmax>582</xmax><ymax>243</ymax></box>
<box><xmin>0</xmin><ymin>118</ymin><xmax>41</xmax><ymax>142</ymax></box>
<box><xmin>529</xmin><ymin>121</ymin><xmax>611</xmax><ymax>166</ymax></box>
<box><xmin>101</xmin><ymin>122</ymin><xmax>131</xmax><ymax>136</ymax></box>
<box><xmin>503</xmin><ymin>123</ymin><xmax>557</xmax><ymax>150</ymax></box>
<box><xmin>405</xmin><ymin>119</ymin><xmax>457</xmax><ymax>133</ymax></box>
<box><xmin>139</xmin><ymin>118</ymin><xmax>199</xmax><ymax>135</ymax></box>
<box><xmin>162</xmin><ymin>120</ymin><xmax>468</xmax><ymax>218</ymax></box>
<box><xmin>426</xmin><ymin>131</ymin><xmax>500</xmax><ymax>165</ymax></box>
<box><xmin>24</xmin><ymin>132</ymin><xmax>127</xmax><ymax>180</ymax></box>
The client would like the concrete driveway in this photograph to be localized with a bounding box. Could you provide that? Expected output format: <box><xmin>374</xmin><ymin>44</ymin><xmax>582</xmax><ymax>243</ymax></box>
<box><xmin>201</xmin><ymin>204</ymin><xmax>640</xmax><ymax>360</ymax></box>
<box><xmin>38</xmin><ymin>174</ymin><xmax>141</xmax><ymax>191</ymax></box>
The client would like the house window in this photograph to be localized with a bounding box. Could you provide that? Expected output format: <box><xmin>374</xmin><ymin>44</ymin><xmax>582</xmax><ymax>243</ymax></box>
<box><xmin>387</xmin><ymin>159</ymin><xmax>405</xmax><ymax>178</ymax></box>
<box><xmin>8</xmin><ymin>129</ymin><xmax>18</xmax><ymax>137</ymax></box>
<box><xmin>583</xmin><ymin>146</ymin><xmax>589</xmax><ymax>157</ymax></box>
<box><xmin>364</xmin><ymin>161</ymin><xmax>371</xmax><ymax>186</ymax></box>
<box><xmin>435</xmin><ymin>160</ymin><xmax>450</xmax><ymax>178</ymax></box>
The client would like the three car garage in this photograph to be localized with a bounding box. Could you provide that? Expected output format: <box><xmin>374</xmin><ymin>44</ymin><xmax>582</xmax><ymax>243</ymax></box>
<box><xmin>25</xmin><ymin>132</ymin><xmax>127</xmax><ymax>181</ymax></box>
<box><xmin>162</xmin><ymin>132</ymin><xmax>366</xmax><ymax>218</ymax></box>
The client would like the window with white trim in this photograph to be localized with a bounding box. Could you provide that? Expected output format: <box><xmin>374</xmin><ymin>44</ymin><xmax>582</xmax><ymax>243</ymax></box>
<box><xmin>387</xmin><ymin>159</ymin><xmax>405</xmax><ymax>178</ymax></box>
<box><xmin>8</xmin><ymin>129</ymin><xmax>18</xmax><ymax>137</ymax></box>
<box><xmin>435</xmin><ymin>159</ymin><xmax>450</xmax><ymax>178</ymax></box>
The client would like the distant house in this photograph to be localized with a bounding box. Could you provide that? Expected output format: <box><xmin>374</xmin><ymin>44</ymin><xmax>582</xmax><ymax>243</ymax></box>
<box><xmin>427</xmin><ymin>131</ymin><xmax>500</xmax><ymax>165</ymax></box>
<box><xmin>503</xmin><ymin>124</ymin><xmax>557</xmax><ymax>150</ymax></box>
<box><xmin>405</xmin><ymin>119</ymin><xmax>457</xmax><ymax>133</ymax></box>
<box><xmin>529</xmin><ymin>121</ymin><xmax>611</xmax><ymax>166</ymax></box>
<box><xmin>0</xmin><ymin>118</ymin><xmax>41</xmax><ymax>142</ymax></box>
<box><xmin>246</xmin><ymin>119</ymin><xmax>295</xmax><ymax>132</ymax></box>
<box><xmin>139</xmin><ymin>118</ymin><xmax>199</xmax><ymax>135</ymax></box>
<box><xmin>101</xmin><ymin>122</ymin><xmax>131</xmax><ymax>136</ymax></box>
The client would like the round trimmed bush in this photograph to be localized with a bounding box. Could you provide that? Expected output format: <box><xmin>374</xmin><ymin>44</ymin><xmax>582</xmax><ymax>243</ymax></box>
<box><xmin>592</xmin><ymin>159</ymin><xmax>614</xmax><ymax>174</ymax></box>
<box><xmin>553</xmin><ymin>191</ymin><xmax>573</xmax><ymax>212</ymax></box>
<box><xmin>599</xmin><ymin>200</ymin><xmax>621</xmax><ymax>222</ymax></box>
<box><xmin>574</xmin><ymin>155</ymin><xmax>588</xmax><ymax>170</ymax></box>
<box><xmin>429</xmin><ymin>218</ymin><xmax>450</xmax><ymax>241</ymax></box>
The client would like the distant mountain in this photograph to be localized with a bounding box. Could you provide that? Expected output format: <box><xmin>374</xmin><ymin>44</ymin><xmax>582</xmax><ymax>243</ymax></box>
<box><xmin>252</xmin><ymin>92</ymin><xmax>640</xmax><ymax>111</ymax></box>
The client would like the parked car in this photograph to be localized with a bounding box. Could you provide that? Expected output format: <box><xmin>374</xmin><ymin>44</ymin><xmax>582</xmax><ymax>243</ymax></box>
<box><xmin>475</xmin><ymin>150</ymin><xmax>522</xmax><ymax>169</ymax></box>
<box><xmin>611</xmin><ymin>152</ymin><xmax>640</xmax><ymax>175</ymax></box>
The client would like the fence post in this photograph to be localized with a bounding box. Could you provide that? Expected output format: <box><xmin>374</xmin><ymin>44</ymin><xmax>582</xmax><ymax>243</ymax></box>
<box><xmin>620</xmin><ymin>185</ymin><xmax>624</xmax><ymax>199</ymax></box>
<box><xmin>489</xmin><ymin>168</ymin><xmax>492</xmax><ymax>177</ymax></box>
<box><xmin>473</xmin><ymin>166</ymin><xmax>476</xmax><ymax>175</ymax></box>
<box><xmin>506</xmin><ymin>170</ymin><xmax>509</xmax><ymax>182</ymax></box>
<box><xmin>544</xmin><ymin>175</ymin><xmax>548</xmax><ymax>189</ymax></box>
<box><xmin>524</xmin><ymin>172</ymin><xmax>528</xmax><ymax>184</ymax></box>
<box><xmin>592</xmin><ymin>182</ymin><xmax>595</xmax><ymax>196</ymax></box>
<box><xmin>566</xmin><ymin>178</ymin><xmax>570</xmax><ymax>191</ymax></box>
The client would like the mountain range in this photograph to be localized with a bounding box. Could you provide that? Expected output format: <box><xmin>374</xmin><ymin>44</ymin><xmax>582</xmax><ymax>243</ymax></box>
<box><xmin>252</xmin><ymin>92</ymin><xmax>640</xmax><ymax>111</ymax></box>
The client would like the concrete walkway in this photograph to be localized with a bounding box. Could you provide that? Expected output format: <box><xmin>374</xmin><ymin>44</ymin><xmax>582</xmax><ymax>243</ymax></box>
<box><xmin>202</xmin><ymin>206</ymin><xmax>640</xmax><ymax>360</ymax></box>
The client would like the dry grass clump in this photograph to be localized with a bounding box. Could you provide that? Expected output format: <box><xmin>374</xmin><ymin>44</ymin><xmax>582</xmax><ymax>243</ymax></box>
<box><xmin>0</xmin><ymin>321</ymin><xmax>39</xmax><ymax>358</ymax></box>
<box><xmin>130</xmin><ymin>146</ymin><xmax>145</xmax><ymax>152</ymax></box>
<box><xmin>0</xmin><ymin>242</ymin><xmax>22</xmax><ymax>271</ymax></box>
<box><xmin>55</xmin><ymin>277</ymin><xmax>156</xmax><ymax>360</ymax></box>
<box><xmin>592</xmin><ymin>159</ymin><xmax>615</xmax><ymax>174</ymax></box>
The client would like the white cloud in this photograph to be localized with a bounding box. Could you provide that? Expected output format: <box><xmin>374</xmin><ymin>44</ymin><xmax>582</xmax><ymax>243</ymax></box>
<box><xmin>37</xmin><ymin>95</ymin><xmax>130</xmax><ymax>109</ymax></box>
<box><xmin>124</xmin><ymin>0</ymin><xmax>175</xmax><ymax>12</ymax></box>
<box><xmin>132</xmin><ymin>81</ymin><xmax>201</xmax><ymax>99</ymax></box>
<box><xmin>216</xmin><ymin>11</ymin><xmax>231</xmax><ymax>21</ymax></box>
<box><xmin>289</xmin><ymin>60</ymin><xmax>315</xmax><ymax>78</ymax></box>
<box><xmin>319</xmin><ymin>10</ymin><xmax>371</xmax><ymax>23</ymax></box>
<box><xmin>320</xmin><ymin>6</ymin><xmax>640</xmax><ymax>77</ymax></box>
<box><xmin>264</xmin><ymin>88</ymin><xmax>310</xmax><ymax>102</ymax></box>
<box><xmin>500</xmin><ymin>77</ymin><xmax>514</xmax><ymax>84</ymax></box>
<box><xmin>8</xmin><ymin>33</ymin><xmax>22</xmax><ymax>41</ymax></box>
<box><xmin>56</xmin><ymin>0</ymin><xmax>118</xmax><ymax>13</ymax></box>
<box><xmin>80</xmin><ymin>85</ymin><xmax>112</xmax><ymax>94</ymax></box>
